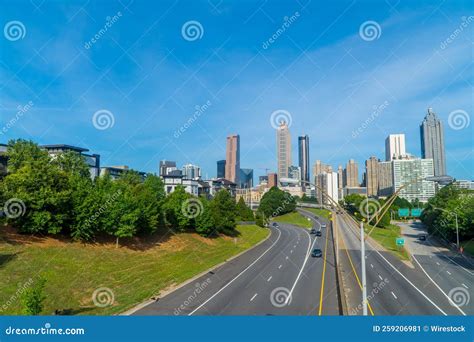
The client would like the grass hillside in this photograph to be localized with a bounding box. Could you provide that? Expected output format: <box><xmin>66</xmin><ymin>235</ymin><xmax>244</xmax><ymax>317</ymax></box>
<box><xmin>0</xmin><ymin>225</ymin><xmax>269</xmax><ymax>315</ymax></box>
<box><xmin>273</xmin><ymin>212</ymin><xmax>312</xmax><ymax>228</ymax></box>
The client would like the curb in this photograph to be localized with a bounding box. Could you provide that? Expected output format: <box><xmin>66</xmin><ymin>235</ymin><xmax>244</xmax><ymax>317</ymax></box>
<box><xmin>120</xmin><ymin>227</ymin><xmax>272</xmax><ymax>316</ymax></box>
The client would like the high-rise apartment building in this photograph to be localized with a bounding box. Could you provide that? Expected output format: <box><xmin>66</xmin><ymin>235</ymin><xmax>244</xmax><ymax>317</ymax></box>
<box><xmin>392</xmin><ymin>158</ymin><xmax>435</xmax><ymax>203</ymax></box>
<box><xmin>420</xmin><ymin>108</ymin><xmax>446</xmax><ymax>176</ymax></box>
<box><xmin>225</xmin><ymin>134</ymin><xmax>240</xmax><ymax>184</ymax></box>
<box><xmin>277</xmin><ymin>121</ymin><xmax>291</xmax><ymax>179</ymax></box>
<box><xmin>315</xmin><ymin>171</ymin><xmax>338</xmax><ymax>205</ymax></box>
<box><xmin>217</xmin><ymin>160</ymin><xmax>226</xmax><ymax>178</ymax></box>
<box><xmin>182</xmin><ymin>164</ymin><xmax>201</xmax><ymax>180</ymax></box>
<box><xmin>377</xmin><ymin>161</ymin><xmax>393</xmax><ymax>197</ymax></box>
<box><xmin>312</xmin><ymin>160</ymin><xmax>332</xmax><ymax>177</ymax></box>
<box><xmin>298</xmin><ymin>135</ymin><xmax>310</xmax><ymax>183</ymax></box>
<box><xmin>344</xmin><ymin>159</ymin><xmax>359</xmax><ymax>187</ymax></box>
<box><xmin>365</xmin><ymin>156</ymin><xmax>379</xmax><ymax>197</ymax></box>
<box><xmin>385</xmin><ymin>134</ymin><xmax>406</xmax><ymax>161</ymax></box>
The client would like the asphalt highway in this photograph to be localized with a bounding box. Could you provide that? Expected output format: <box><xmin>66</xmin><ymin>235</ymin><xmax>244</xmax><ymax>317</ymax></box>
<box><xmin>133</xmin><ymin>214</ymin><xmax>339</xmax><ymax>315</ymax></box>
<box><xmin>336</xmin><ymin>213</ymin><xmax>465</xmax><ymax>315</ymax></box>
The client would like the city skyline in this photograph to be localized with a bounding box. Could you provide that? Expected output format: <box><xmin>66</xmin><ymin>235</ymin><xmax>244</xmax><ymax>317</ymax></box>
<box><xmin>1</xmin><ymin>1</ymin><xmax>472</xmax><ymax>182</ymax></box>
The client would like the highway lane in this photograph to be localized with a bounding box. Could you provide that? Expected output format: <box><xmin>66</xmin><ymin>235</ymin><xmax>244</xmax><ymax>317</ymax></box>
<box><xmin>132</xmin><ymin>215</ymin><xmax>339</xmax><ymax>316</ymax></box>
<box><xmin>398</xmin><ymin>221</ymin><xmax>473</xmax><ymax>315</ymax></box>
<box><xmin>337</xmin><ymin>213</ymin><xmax>462</xmax><ymax>315</ymax></box>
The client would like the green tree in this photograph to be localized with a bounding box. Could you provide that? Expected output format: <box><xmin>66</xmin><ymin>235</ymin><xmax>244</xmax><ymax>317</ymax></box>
<box><xmin>195</xmin><ymin>196</ymin><xmax>215</xmax><ymax>236</ymax></box>
<box><xmin>162</xmin><ymin>186</ymin><xmax>193</xmax><ymax>231</ymax></box>
<box><xmin>21</xmin><ymin>277</ymin><xmax>46</xmax><ymax>315</ymax></box>
<box><xmin>236</xmin><ymin>197</ymin><xmax>254</xmax><ymax>221</ymax></box>
<box><xmin>259</xmin><ymin>187</ymin><xmax>296</xmax><ymax>218</ymax></box>
<box><xmin>209</xmin><ymin>189</ymin><xmax>237</xmax><ymax>234</ymax></box>
<box><xmin>1</xmin><ymin>141</ymin><xmax>71</xmax><ymax>234</ymax></box>
<box><xmin>255</xmin><ymin>210</ymin><xmax>265</xmax><ymax>227</ymax></box>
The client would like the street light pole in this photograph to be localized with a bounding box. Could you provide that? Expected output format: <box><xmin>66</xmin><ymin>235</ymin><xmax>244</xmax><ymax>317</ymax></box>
<box><xmin>455</xmin><ymin>213</ymin><xmax>459</xmax><ymax>250</ymax></box>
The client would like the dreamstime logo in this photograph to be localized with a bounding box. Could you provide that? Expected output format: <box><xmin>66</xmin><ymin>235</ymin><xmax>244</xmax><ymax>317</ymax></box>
<box><xmin>448</xmin><ymin>109</ymin><xmax>470</xmax><ymax>130</ymax></box>
<box><xmin>181</xmin><ymin>198</ymin><xmax>204</xmax><ymax>219</ymax></box>
<box><xmin>270</xmin><ymin>109</ymin><xmax>292</xmax><ymax>129</ymax></box>
<box><xmin>181</xmin><ymin>20</ymin><xmax>204</xmax><ymax>41</ymax></box>
<box><xmin>359</xmin><ymin>198</ymin><xmax>381</xmax><ymax>220</ymax></box>
<box><xmin>92</xmin><ymin>109</ymin><xmax>115</xmax><ymax>130</ymax></box>
<box><xmin>440</xmin><ymin>16</ymin><xmax>474</xmax><ymax>50</ymax></box>
<box><xmin>448</xmin><ymin>287</ymin><xmax>470</xmax><ymax>307</ymax></box>
<box><xmin>352</xmin><ymin>100</ymin><xmax>389</xmax><ymax>139</ymax></box>
<box><xmin>174</xmin><ymin>100</ymin><xmax>212</xmax><ymax>139</ymax></box>
<box><xmin>359</xmin><ymin>21</ymin><xmax>381</xmax><ymax>41</ymax></box>
<box><xmin>262</xmin><ymin>12</ymin><xmax>300</xmax><ymax>49</ymax></box>
<box><xmin>92</xmin><ymin>287</ymin><xmax>115</xmax><ymax>307</ymax></box>
<box><xmin>4</xmin><ymin>20</ymin><xmax>26</xmax><ymax>41</ymax></box>
<box><xmin>174</xmin><ymin>278</ymin><xmax>212</xmax><ymax>315</ymax></box>
<box><xmin>270</xmin><ymin>287</ymin><xmax>292</xmax><ymax>307</ymax></box>
<box><xmin>3</xmin><ymin>198</ymin><xmax>26</xmax><ymax>219</ymax></box>
<box><xmin>84</xmin><ymin>11</ymin><xmax>123</xmax><ymax>49</ymax></box>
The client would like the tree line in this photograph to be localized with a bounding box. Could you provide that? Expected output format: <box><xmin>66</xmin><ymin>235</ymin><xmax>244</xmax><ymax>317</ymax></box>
<box><xmin>0</xmin><ymin>140</ymin><xmax>255</xmax><ymax>243</ymax></box>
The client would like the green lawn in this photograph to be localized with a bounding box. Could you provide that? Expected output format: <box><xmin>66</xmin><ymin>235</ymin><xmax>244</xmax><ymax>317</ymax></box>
<box><xmin>301</xmin><ymin>208</ymin><xmax>332</xmax><ymax>220</ymax></box>
<box><xmin>273</xmin><ymin>211</ymin><xmax>312</xmax><ymax>228</ymax></box>
<box><xmin>364</xmin><ymin>224</ymin><xmax>409</xmax><ymax>261</ymax></box>
<box><xmin>0</xmin><ymin>225</ymin><xmax>269</xmax><ymax>315</ymax></box>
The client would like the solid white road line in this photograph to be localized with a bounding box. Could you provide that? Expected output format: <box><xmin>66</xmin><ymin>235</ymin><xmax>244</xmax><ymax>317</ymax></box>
<box><xmin>284</xmin><ymin>216</ymin><xmax>321</xmax><ymax>305</ymax></box>
<box><xmin>366</xmin><ymin>242</ymin><xmax>448</xmax><ymax>316</ymax></box>
<box><xmin>188</xmin><ymin>227</ymin><xmax>282</xmax><ymax>315</ymax></box>
<box><xmin>267</xmin><ymin>276</ymin><xmax>272</xmax><ymax>282</ymax></box>
<box><xmin>391</xmin><ymin>291</ymin><xmax>398</xmax><ymax>299</ymax></box>
<box><xmin>278</xmin><ymin>264</ymin><xmax>282</xmax><ymax>269</ymax></box>
<box><xmin>410</xmin><ymin>253</ymin><xmax>466</xmax><ymax>316</ymax></box>
<box><xmin>425</xmin><ymin>239</ymin><xmax>474</xmax><ymax>275</ymax></box>
<box><xmin>462</xmin><ymin>283</ymin><xmax>468</xmax><ymax>289</ymax></box>
<box><xmin>250</xmin><ymin>293</ymin><xmax>258</xmax><ymax>302</ymax></box>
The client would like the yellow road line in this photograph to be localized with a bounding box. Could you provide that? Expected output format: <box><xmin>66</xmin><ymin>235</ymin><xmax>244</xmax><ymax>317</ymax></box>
<box><xmin>318</xmin><ymin>224</ymin><xmax>330</xmax><ymax>315</ymax></box>
<box><xmin>338</xmin><ymin>222</ymin><xmax>375</xmax><ymax>316</ymax></box>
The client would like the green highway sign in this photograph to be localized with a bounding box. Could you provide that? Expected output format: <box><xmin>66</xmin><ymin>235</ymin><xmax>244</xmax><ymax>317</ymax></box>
<box><xmin>396</xmin><ymin>238</ymin><xmax>405</xmax><ymax>246</ymax></box>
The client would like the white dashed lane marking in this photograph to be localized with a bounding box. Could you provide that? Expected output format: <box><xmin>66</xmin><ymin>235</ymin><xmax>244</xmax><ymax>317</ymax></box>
<box><xmin>391</xmin><ymin>291</ymin><xmax>398</xmax><ymax>299</ymax></box>
<box><xmin>462</xmin><ymin>283</ymin><xmax>468</xmax><ymax>289</ymax></box>
<box><xmin>267</xmin><ymin>276</ymin><xmax>272</xmax><ymax>282</ymax></box>
<box><xmin>278</xmin><ymin>265</ymin><xmax>282</xmax><ymax>269</ymax></box>
<box><xmin>250</xmin><ymin>293</ymin><xmax>258</xmax><ymax>302</ymax></box>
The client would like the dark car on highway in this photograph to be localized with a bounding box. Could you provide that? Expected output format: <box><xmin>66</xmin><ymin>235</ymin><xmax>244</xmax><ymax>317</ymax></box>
<box><xmin>273</xmin><ymin>222</ymin><xmax>279</xmax><ymax>228</ymax></box>
<box><xmin>310</xmin><ymin>228</ymin><xmax>317</xmax><ymax>234</ymax></box>
<box><xmin>311</xmin><ymin>249</ymin><xmax>322</xmax><ymax>257</ymax></box>
<box><xmin>315</xmin><ymin>231</ymin><xmax>322</xmax><ymax>237</ymax></box>
<box><xmin>419</xmin><ymin>235</ymin><xmax>426</xmax><ymax>241</ymax></box>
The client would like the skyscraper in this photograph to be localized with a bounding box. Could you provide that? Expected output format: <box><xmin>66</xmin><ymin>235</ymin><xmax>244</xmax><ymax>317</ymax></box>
<box><xmin>298</xmin><ymin>135</ymin><xmax>310</xmax><ymax>183</ymax></box>
<box><xmin>392</xmin><ymin>158</ymin><xmax>435</xmax><ymax>202</ymax></box>
<box><xmin>277</xmin><ymin>121</ymin><xmax>291</xmax><ymax>179</ymax></box>
<box><xmin>365</xmin><ymin>156</ymin><xmax>379</xmax><ymax>197</ymax></box>
<box><xmin>344</xmin><ymin>159</ymin><xmax>359</xmax><ymax>187</ymax></box>
<box><xmin>377</xmin><ymin>161</ymin><xmax>393</xmax><ymax>197</ymax></box>
<box><xmin>315</xmin><ymin>171</ymin><xmax>338</xmax><ymax>205</ymax></box>
<box><xmin>225</xmin><ymin>134</ymin><xmax>240</xmax><ymax>184</ymax></box>
<box><xmin>312</xmin><ymin>160</ymin><xmax>331</xmax><ymax>177</ymax></box>
<box><xmin>385</xmin><ymin>134</ymin><xmax>406</xmax><ymax>161</ymax></box>
<box><xmin>420</xmin><ymin>108</ymin><xmax>446</xmax><ymax>176</ymax></box>
<box><xmin>159</xmin><ymin>160</ymin><xmax>179</xmax><ymax>176</ymax></box>
<box><xmin>217</xmin><ymin>160</ymin><xmax>226</xmax><ymax>178</ymax></box>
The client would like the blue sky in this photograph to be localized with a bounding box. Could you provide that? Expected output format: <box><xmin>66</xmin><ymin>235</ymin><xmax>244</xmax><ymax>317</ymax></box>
<box><xmin>1</xmin><ymin>0</ymin><xmax>473</xmax><ymax>182</ymax></box>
